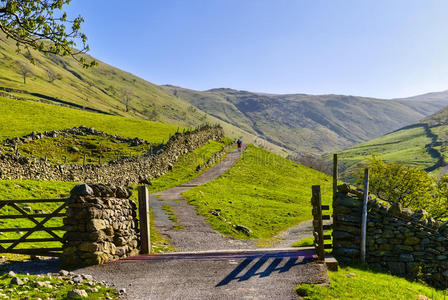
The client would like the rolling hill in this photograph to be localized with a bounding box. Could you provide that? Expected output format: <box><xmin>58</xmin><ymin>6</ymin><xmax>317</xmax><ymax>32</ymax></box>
<box><xmin>337</xmin><ymin>104</ymin><xmax>448</xmax><ymax>181</ymax></box>
<box><xmin>162</xmin><ymin>85</ymin><xmax>448</xmax><ymax>155</ymax></box>
<box><xmin>0</xmin><ymin>32</ymin><xmax>287</xmax><ymax>155</ymax></box>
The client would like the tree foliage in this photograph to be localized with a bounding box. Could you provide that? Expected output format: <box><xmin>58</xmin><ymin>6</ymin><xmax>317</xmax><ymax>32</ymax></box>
<box><xmin>121</xmin><ymin>87</ymin><xmax>132</xmax><ymax>112</ymax></box>
<box><xmin>15</xmin><ymin>60</ymin><xmax>33</xmax><ymax>84</ymax></box>
<box><xmin>356</xmin><ymin>156</ymin><xmax>448</xmax><ymax>220</ymax></box>
<box><xmin>0</xmin><ymin>0</ymin><xmax>95</xmax><ymax>67</ymax></box>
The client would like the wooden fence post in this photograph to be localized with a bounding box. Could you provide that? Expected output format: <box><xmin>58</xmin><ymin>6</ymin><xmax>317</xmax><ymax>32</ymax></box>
<box><xmin>312</xmin><ymin>185</ymin><xmax>325</xmax><ymax>261</ymax></box>
<box><xmin>361</xmin><ymin>168</ymin><xmax>369</xmax><ymax>263</ymax></box>
<box><xmin>138</xmin><ymin>186</ymin><xmax>151</xmax><ymax>254</ymax></box>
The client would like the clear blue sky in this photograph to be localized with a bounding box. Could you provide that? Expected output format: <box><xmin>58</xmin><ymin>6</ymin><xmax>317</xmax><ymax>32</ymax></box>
<box><xmin>67</xmin><ymin>0</ymin><xmax>448</xmax><ymax>99</ymax></box>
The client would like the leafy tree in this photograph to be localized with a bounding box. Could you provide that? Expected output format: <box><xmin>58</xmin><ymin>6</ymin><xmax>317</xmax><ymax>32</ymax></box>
<box><xmin>356</xmin><ymin>156</ymin><xmax>434</xmax><ymax>212</ymax></box>
<box><xmin>431</xmin><ymin>176</ymin><xmax>448</xmax><ymax>219</ymax></box>
<box><xmin>45</xmin><ymin>66</ymin><xmax>59</xmax><ymax>82</ymax></box>
<box><xmin>0</xmin><ymin>0</ymin><xmax>95</xmax><ymax>67</ymax></box>
<box><xmin>15</xmin><ymin>60</ymin><xmax>33</xmax><ymax>83</ymax></box>
<box><xmin>120</xmin><ymin>88</ymin><xmax>132</xmax><ymax>112</ymax></box>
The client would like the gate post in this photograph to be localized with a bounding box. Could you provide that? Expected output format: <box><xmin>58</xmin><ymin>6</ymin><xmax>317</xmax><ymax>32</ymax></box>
<box><xmin>311</xmin><ymin>185</ymin><xmax>325</xmax><ymax>261</ymax></box>
<box><xmin>138</xmin><ymin>186</ymin><xmax>151</xmax><ymax>254</ymax></box>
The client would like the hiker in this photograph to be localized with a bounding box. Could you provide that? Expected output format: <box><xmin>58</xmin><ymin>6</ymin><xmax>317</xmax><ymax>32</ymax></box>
<box><xmin>237</xmin><ymin>139</ymin><xmax>242</xmax><ymax>151</ymax></box>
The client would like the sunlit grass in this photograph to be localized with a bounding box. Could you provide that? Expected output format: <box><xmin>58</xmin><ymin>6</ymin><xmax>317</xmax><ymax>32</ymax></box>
<box><xmin>296</xmin><ymin>264</ymin><xmax>447</xmax><ymax>299</ymax></box>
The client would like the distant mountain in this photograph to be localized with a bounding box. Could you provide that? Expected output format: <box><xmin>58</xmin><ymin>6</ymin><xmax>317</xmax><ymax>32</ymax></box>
<box><xmin>394</xmin><ymin>90</ymin><xmax>448</xmax><ymax>104</ymax></box>
<box><xmin>0</xmin><ymin>32</ymin><xmax>286</xmax><ymax>155</ymax></box>
<box><xmin>162</xmin><ymin>85</ymin><xmax>448</xmax><ymax>155</ymax></box>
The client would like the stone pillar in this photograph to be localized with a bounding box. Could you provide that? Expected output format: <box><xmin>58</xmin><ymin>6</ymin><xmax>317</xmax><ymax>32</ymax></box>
<box><xmin>61</xmin><ymin>184</ymin><xmax>139</xmax><ymax>268</ymax></box>
<box><xmin>332</xmin><ymin>184</ymin><xmax>363</xmax><ymax>262</ymax></box>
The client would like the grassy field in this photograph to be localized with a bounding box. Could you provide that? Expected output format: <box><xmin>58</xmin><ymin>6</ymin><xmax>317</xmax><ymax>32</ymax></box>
<box><xmin>6</xmin><ymin>132</ymin><xmax>151</xmax><ymax>165</ymax></box>
<box><xmin>337</xmin><ymin>125</ymin><xmax>437</xmax><ymax>181</ymax></box>
<box><xmin>0</xmin><ymin>96</ymin><xmax>180</xmax><ymax>143</ymax></box>
<box><xmin>183</xmin><ymin>145</ymin><xmax>333</xmax><ymax>239</ymax></box>
<box><xmin>296</xmin><ymin>264</ymin><xmax>447</xmax><ymax>299</ymax></box>
<box><xmin>0</xmin><ymin>272</ymin><xmax>118</xmax><ymax>300</ymax></box>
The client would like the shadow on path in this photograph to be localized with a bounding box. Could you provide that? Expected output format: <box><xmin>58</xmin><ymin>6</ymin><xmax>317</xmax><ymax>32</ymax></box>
<box><xmin>216</xmin><ymin>256</ymin><xmax>313</xmax><ymax>287</ymax></box>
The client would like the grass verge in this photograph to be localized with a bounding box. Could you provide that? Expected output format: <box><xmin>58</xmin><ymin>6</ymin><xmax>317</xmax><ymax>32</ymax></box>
<box><xmin>296</xmin><ymin>264</ymin><xmax>447</xmax><ymax>300</ymax></box>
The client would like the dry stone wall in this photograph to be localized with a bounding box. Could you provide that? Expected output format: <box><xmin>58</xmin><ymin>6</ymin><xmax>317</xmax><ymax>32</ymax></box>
<box><xmin>333</xmin><ymin>184</ymin><xmax>448</xmax><ymax>288</ymax></box>
<box><xmin>195</xmin><ymin>143</ymin><xmax>234</xmax><ymax>172</ymax></box>
<box><xmin>0</xmin><ymin>126</ymin><xmax>224</xmax><ymax>185</ymax></box>
<box><xmin>2</xmin><ymin>126</ymin><xmax>148</xmax><ymax>148</ymax></box>
<box><xmin>61</xmin><ymin>184</ymin><xmax>139</xmax><ymax>267</ymax></box>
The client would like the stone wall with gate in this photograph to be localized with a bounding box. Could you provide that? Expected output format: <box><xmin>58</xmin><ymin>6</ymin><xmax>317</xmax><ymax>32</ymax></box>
<box><xmin>333</xmin><ymin>183</ymin><xmax>448</xmax><ymax>288</ymax></box>
<box><xmin>0</xmin><ymin>125</ymin><xmax>224</xmax><ymax>185</ymax></box>
<box><xmin>61</xmin><ymin>184</ymin><xmax>139</xmax><ymax>268</ymax></box>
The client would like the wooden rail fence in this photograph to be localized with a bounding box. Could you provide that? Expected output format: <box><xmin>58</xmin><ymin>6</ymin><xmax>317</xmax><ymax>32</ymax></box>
<box><xmin>0</xmin><ymin>198</ymin><xmax>68</xmax><ymax>257</ymax></box>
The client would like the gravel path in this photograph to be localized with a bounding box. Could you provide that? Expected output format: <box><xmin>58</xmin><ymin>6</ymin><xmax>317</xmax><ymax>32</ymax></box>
<box><xmin>270</xmin><ymin>220</ymin><xmax>313</xmax><ymax>248</ymax></box>
<box><xmin>150</xmin><ymin>147</ymin><xmax>256</xmax><ymax>251</ymax></box>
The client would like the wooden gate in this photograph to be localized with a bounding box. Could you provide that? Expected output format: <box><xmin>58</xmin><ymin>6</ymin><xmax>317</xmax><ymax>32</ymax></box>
<box><xmin>0</xmin><ymin>198</ymin><xmax>68</xmax><ymax>257</ymax></box>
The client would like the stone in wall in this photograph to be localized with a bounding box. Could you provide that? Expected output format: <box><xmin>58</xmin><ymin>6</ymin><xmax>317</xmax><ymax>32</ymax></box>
<box><xmin>332</xmin><ymin>183</ymin><xmax>448</xmax><ymax>288</ymax></box>
<box><xmin>61</xmin><ymin>184</ymin><xmax>139</xmax><ymax>268</ymax></box>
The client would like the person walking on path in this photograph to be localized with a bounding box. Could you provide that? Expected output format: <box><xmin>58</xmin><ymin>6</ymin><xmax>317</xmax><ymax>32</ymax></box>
<box><xmin>237</xmin><ymin>139</ymin><xmax>243</xmax><ymax>151</ymax></box>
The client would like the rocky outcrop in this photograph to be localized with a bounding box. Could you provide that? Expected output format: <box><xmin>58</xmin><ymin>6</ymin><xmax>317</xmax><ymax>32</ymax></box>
<box><xmin>0</xmin><ymin>125</ymin><xmax>224</xmax><ymax>185</ymax></box>
<box><xmin>61</xmin><ymin>184</ymin><xmax>139</xmax><ymax>267</ymax></box>
<box><xmin>333</xmin><ymin>184</ymin><xmax>448</xmax><ymax>288</ymax></box>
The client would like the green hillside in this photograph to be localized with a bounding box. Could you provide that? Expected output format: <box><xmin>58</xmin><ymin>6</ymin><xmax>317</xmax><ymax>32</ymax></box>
<box><xmin>0</xmin><ymin>96</ymin><xmax>179</xmax><ymax>143</ymax></box>
<box><xmin>0</xmin><ymin>32</ymin><xmax>288</xmax><ymax>156</ymax></box>
<box><xmin>163</xmin><ymin>85</ymin><xmax>448</xmax><ymax>155</ymax></box>
<box><xmin>337</xmin><ymin>106</ymin><xmax>448</xmax><ymax>181</ymax></box>
<box><xmin>337</xmin><ymin>125</ymin><xmax>438</xmax><ymax>181</ymax></box>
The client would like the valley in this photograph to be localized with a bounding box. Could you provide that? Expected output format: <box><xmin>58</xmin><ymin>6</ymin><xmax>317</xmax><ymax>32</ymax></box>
<box><xmin>1</xmin><ymin>3</ymin><xmax>448</xmax><ymax>298</ymax></box>
<box><xmin>163</xmin><ymin>85</ymin><xmax>448</xmax><ymax>154</ymax></box>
